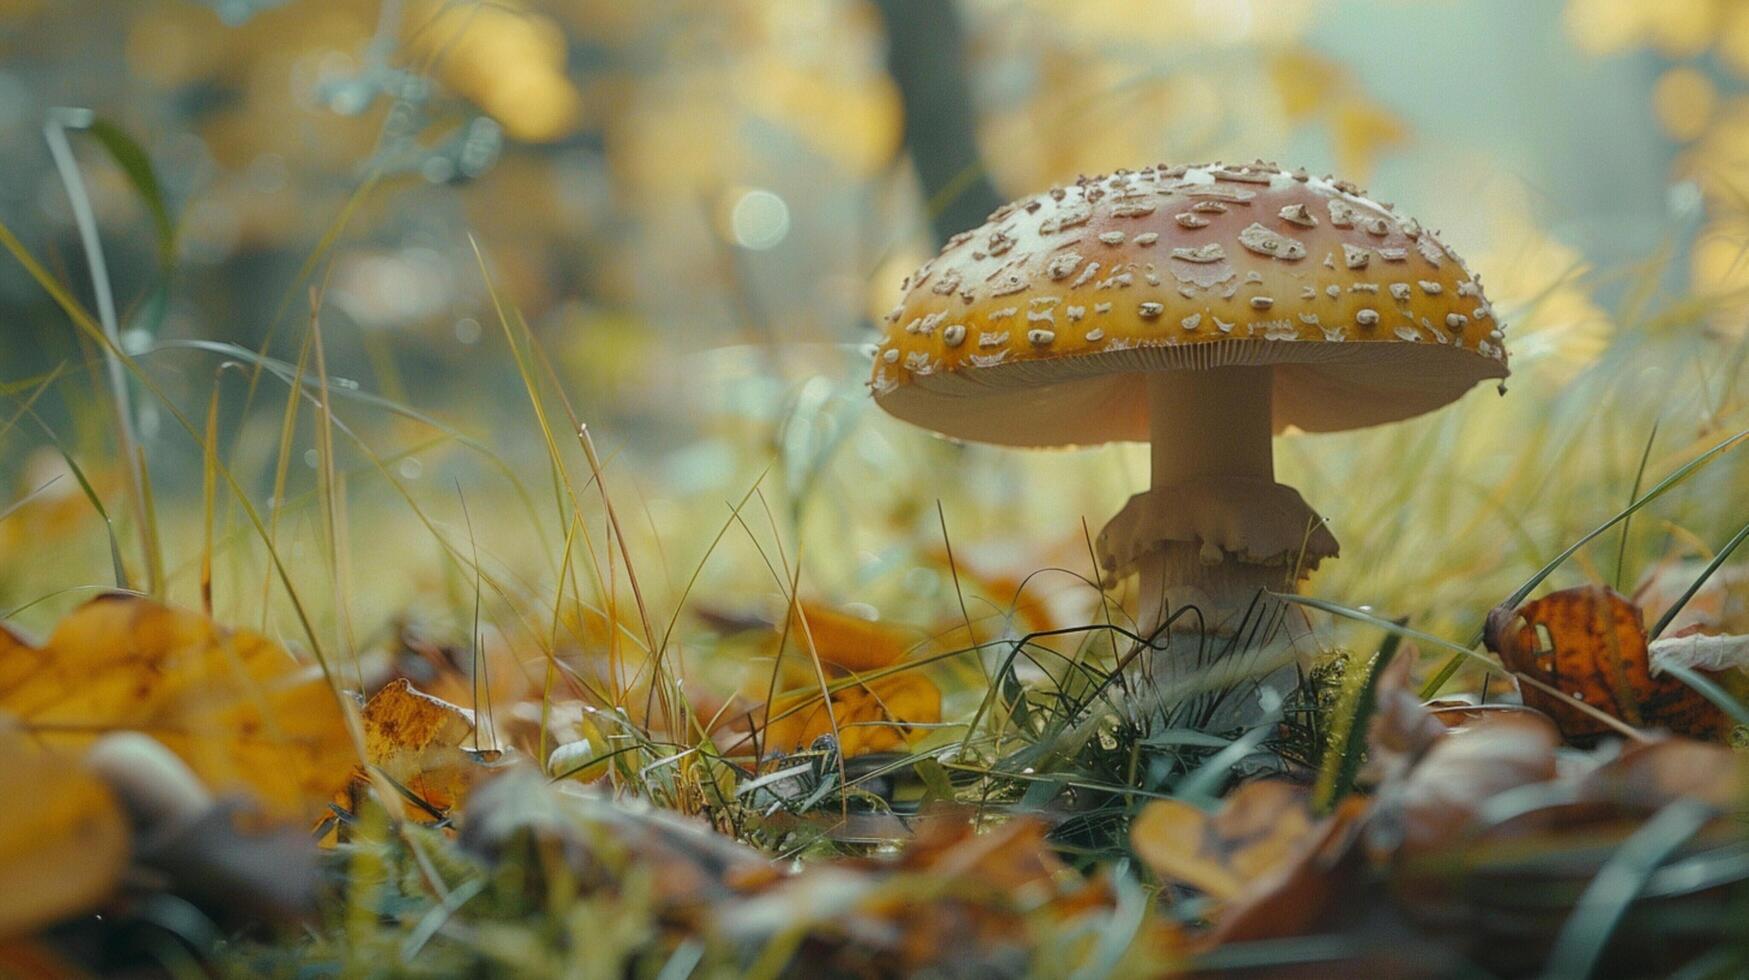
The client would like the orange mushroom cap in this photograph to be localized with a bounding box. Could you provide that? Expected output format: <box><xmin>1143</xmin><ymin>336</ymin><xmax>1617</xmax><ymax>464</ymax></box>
<box><xmin>871</xmin><ymin>161</ymin><xmax>1509</xmax><ymax>447</ymax></box>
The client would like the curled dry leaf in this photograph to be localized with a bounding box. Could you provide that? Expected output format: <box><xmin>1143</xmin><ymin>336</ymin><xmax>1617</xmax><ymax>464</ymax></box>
<box><xmin>1424</xmin><ymin>700</ymin><xmax>1557</xmax><ymax>731</ymax></box>
<box><xmin>1485</xmin><ymin>585</ymin><xmax>1729</xmax><ymax>742</ymax></box>
<box><xmin>0</xmin><ymin>595</ymin><xmax>355</xmax><ymax>822</ymax></box>
<box><xmin>1369</xmin><ymin>713</ymin><xmax>1560</xmax><ymax>862</ymax></box>
<box><xmin>460</xmin><ymin>769</ymin><xmax>778</xmax><ymax>916</ymax></box>
<box><xmin>391</xmin><ymin>622</ymin><xmax>535</xmax><ymax>721</ymax></box>
<box><xmin>762</xmin><ymin>671</ymin><xmax>941</xmax><ymax>757</ymax></box>
<box><xmin>0</xmin><ymin>729</ymin><xmax>129</xmax><ymax>941</ymax></box>
<box><xmin>1383</xmin><ymin>733</ymin><xmax>1746</xmax><ymax>976</ymax></box>
<box><xmin>351</xmin><ymin>677</ymin><xmax>484</xmax><ymax>817</ymax></box>
<box><xmin>1206</xmin><ymin>796</ymin><xmax>1370</xmax><ymax>947</ymax></box>
<box><xmin>1361</xmin><ymin>651</ymin><xmax>1446</xmax><ymax>788</ymax></box>
<box><xmin>724</xmin><ymin>813</ymin><xmax>1159</xmax><ymax>974</ymax></box>
<box><xmin>1575</xmin><ymin>736</ymin><xmax>1745</xmax><ymax>811</ymax></box>
<box><xmin>1649</xmin><ymin>629</ymin><xmax>1749</xmax><ymax>676</ymax></box>
<box><xmin>1131</xmin><ymin>780</ymin><xmax>1315</xmax><ymax>901</ymax></box>
<box><xmin>1633</xmin><ymin>559</ymin><xmax>1749</xmax><ymax>636</ymax></box>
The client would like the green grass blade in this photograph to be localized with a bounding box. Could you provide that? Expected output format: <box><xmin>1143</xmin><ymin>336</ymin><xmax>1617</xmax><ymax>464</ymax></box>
<box><xmin>1422</xmin><ymin>424</ymin><xmax>1749</xmax><ymax>698</ymax></box>
<box><xmin>1311</xmin><ymin>630</ymin><xmax>1401</xmax><ymax>814</ymax></box>
<box><xmin>1649</xmin><ymin>516</ymin><xmax>1749</xmax><ymax>639</ymax></box>
<box><xmin>86</xmin><ymin>117</ymin><xmax>176</xmax><ymax>264</ymax></box>
<box><xmin>1545</xmin><ymin>799</ymin><xmax>1714</xmax><ymax>978</ymax></box>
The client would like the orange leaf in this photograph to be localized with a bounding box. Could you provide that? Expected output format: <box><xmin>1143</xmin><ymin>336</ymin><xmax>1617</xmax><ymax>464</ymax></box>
<box><xmin>353</xmin><ymin>678</ymin><xmax>483</xmax><ymax>816</ymax></box>
<box><xmin>1486</xmin><ymin>585</ymin><xmax>1730</xmax><ymax>742</ymax></box>
<box><xmin>792</xmin><ymin>602</ymin><xmax>913</xmax><ymax>673</ymax></box>
<box><xmin>1132</xmin><ymin>780</ymin><xmax>1315</xmax><ymax>901</ymax></box>
<box><xmin>762</xmin><ymin>671</ymin><xmax>940</xmax><ymax>757</ymax></box>
<box><xmin>0</xmin><ymin>595</ymin><xmax>355</xmax><ymax>822</ymax></box>
<box><xmin>0</xmin><ymin>728</ymin><xmax>129</xmax><ymax>941</ymax></box>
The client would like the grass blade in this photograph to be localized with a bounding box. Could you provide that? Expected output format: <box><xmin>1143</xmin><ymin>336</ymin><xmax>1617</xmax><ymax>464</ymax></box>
<box><xmin>1311</xmin><ymin>629</ymin><xmax>1401</xmax><ymax>814</ymax></box>
<box><xmin>1649</xmin><ymin>516</ymin><xmax>1749</xmax><ymax>639</ymax></box>
<box><xmin>1421</xmin><ymin>424</ymin><xmax>1749</xmax><ymax>698</ymax></box>
<box><xmin>1545</xmin><ymin>799</ymin><xmax>1714</xmax><ymax>978</ymax></box>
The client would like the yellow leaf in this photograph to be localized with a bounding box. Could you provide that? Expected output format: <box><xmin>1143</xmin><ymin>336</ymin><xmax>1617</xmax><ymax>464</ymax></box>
<box><xmin>0</xmin><ymin>595</ymin><xmax>355</xmax><ymax>823</ymax></box>
<box><xmin>407</xmin><ymin>0</ymin><xmax>583</xmax><ymax>142</ymax></box>
<box><xmin>0</xmin><ymin>729</ymin><xmax>128</xmax><ymax>941</ymax></box>
<box><xmin>763</xmin><ymin>671</ymin><xmax>941</xmax><ymax>757</ymax></box>
<box><xmin>792</xmin><ymin>602</ymin><xmax>913</xmax><ymax>673</ymax></box>
<box><xmin>353</xmin><ymin>678</ymin><xmax>484</xmax><ymax>818</ymax></box>
<box><xmin>1131</xmin><ymin>780</ymin><xmax>1315</xmax><ymax>901</ymax></box>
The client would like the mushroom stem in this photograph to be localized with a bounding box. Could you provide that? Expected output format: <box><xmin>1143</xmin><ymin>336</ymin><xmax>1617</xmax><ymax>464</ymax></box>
<box><xmin>1134</xmin><ymin>366</ymin><xmax>1307</xmax><ymax>641</ymax></box>
<box><xmin>1147</xmin><ymin>366</ymin><xmax>1274</xmax><ymax>486</ymax></box>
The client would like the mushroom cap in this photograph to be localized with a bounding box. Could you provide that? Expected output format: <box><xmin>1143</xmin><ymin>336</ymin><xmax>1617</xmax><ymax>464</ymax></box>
<box><xmin>871</xmin><ymin>161</ymin><xmax>1509</xmax><ymax>448</ymax></box>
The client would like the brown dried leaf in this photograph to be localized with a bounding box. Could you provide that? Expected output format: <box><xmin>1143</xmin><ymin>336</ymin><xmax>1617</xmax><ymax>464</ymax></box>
<box><xmin>1206</xmin><ymin>796</ymin><xmax>1370</xmax><ymax>948</ymax></box>
<box><xmin>1375</xmin><ymin>713</ymin><xmax>1560</xmax><ymax>861</ymax></box>
<box><xmin>1575</xmin><ymin>737</ymin><xmax>1746</xmax><ymax>811</ymax></box>
<box><xmin>0</xmin><ymin>596</ymin><xmax>355</xmax><ymax>822</ymax></box>
<box><xmin>725</xmin><ymin>813</ymin><xmax>1155</xmax><ymax>973</ymax></box>
<box><xmin>354</xmin><ymin>678</ymin><xmax>481</xmax><ymax>815</ymax></box>
<box><xmin>1132</xmin><ymin>780</ymin><xmax>1314</xmax><ymax>901</ymax></box>
<box><xmin>1486</xmin><ymin>585</ymin><xmax>1730</xmax><ymax>741</ymax></box>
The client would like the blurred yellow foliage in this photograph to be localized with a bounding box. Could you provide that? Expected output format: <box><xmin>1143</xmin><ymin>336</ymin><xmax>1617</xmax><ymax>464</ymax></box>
<box><xmin>1469</xmin><ymin>191</ymin><xmax>1615</xmax><ymax>380</ymax></box>
<box><xmin>408</xmin><ymin>0</ymin><xmax>583</xmax><ymax>142</ymax></box>
<box><xmin>0</xmin><ymin>729</ymin><xmax>127</xmax><ymax>941</ymax></box>
<box><xmin>0</xmin><ymin>596</ymin><xmax>355</xmax><ymax>822</ymax></box>
<box><xmin>1269</xmin><ymin>51</ymin><xmax>1409</xmax><ymax>183</ymax></box>
<box><xmin>1654</xmin><ymin>66</ymin><xmax>1718</xmax><ymax>141</ymax></box>
<box><xmin>1566</xmin><ymin>0</ymin><xmax>1719</xmax><ymax>58</ymax></box>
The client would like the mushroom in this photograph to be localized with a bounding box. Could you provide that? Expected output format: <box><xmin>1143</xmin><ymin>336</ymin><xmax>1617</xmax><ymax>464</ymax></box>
<box><xmin>871</xmin><ymin>161</ymin><xmax>1509</xmax><ymax>653</ymax></box>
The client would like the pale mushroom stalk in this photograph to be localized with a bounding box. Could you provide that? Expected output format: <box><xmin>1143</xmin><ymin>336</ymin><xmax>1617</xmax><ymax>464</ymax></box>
<box><xmin>1126</xmin><ymin>366</ymin><xmax>1333</xmax><ymax>643</ymax></box>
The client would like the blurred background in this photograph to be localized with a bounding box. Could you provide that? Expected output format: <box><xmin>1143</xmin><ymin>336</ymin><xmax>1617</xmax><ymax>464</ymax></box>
<box><xmin>1</xmin><ymin>0</ymin><xmax>1746</xmax><ymax>686</ymax></box>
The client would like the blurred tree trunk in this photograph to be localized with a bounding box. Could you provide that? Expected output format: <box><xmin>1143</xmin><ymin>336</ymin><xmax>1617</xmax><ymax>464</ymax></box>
<box><xmin>871</xmin><ymin>0</ymin><xmax>1005</xmax><ymax>246</ymax></box>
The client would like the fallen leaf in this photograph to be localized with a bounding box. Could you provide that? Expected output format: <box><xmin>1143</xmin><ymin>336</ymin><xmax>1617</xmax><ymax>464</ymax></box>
<box><xmin>762</xmin><ymin>671</ymin><xmax>941</xmax><ymax>757</ymax></box>
<box><xmin>1649</xmin><ymin>629</ymin><xmax>1749</xmax><ymax>675</ymax></box>
<box><xmin>722</xmin><ymin>813</ymin><xmax>1153</xmax><ymax>974</ymax></box>
<box><xmin>1371</xmin><ymin>713</ymin><xmax>1560</xmax><ymax>861</ymax></box>
<box><xmin>1363</xmin><ymin>651</ymin><xmax>1448</xmax><ymax>787</ymax></box>
<box><xmin>1132</xmin><ymin>780</ymin><xmax>1314</xmax><ymax>901</ymax></box>
<box><xmin>791</xmin><ymin>602</ymin><xmax>914</xmax><ymax>673</ymax></box>
<box><xmin>545</xmin><ymin>709</ymin><xmax>619</xmax><ymax>784</ymax></box>
<box><xmin>391</xmin><ymin>622</ymin><xmax>535</xmax><ymax>725</ymax></box>
<box><xmin>1485</xmin><ymin>585</ymin><xmax>1729</xmax><ymax>742</ymax></box>
<box><xmin>1575</xmin><ymin>736</ymin><xmax>1746</xmax><ymax>811</ymax></box>
<box><xmin>0</xmin><ymin>729</ymin><xmax>129</xmax><ymax>941</ymax></box>
<box><xmin>1384</xmin><ymin>733</ymin><xmax>1745</xmax><ymax>977</ymax></box>
<box><xmin>354</xmin><ymin>677</ymin><xmax>482</xmax><ymax>816</ymax></box>
<box><xmin>1424</xmin><ymin>700</ymin><xmax>1558</xmax><ymax>731</ymax></box>
<box><xmin>0</xmin><ymin>595</ymin><xmax>355</xmax><ymax>822</ymax></box>
<box><xmin>1205</xmin><ymin>796</ymin><xmax>1370</xmax><ymax>947</ymax></box>
<box><xmin>1633</xmin><ymin>559</ymin><xmax>1749</xmax><ymax>636</ymax></box>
